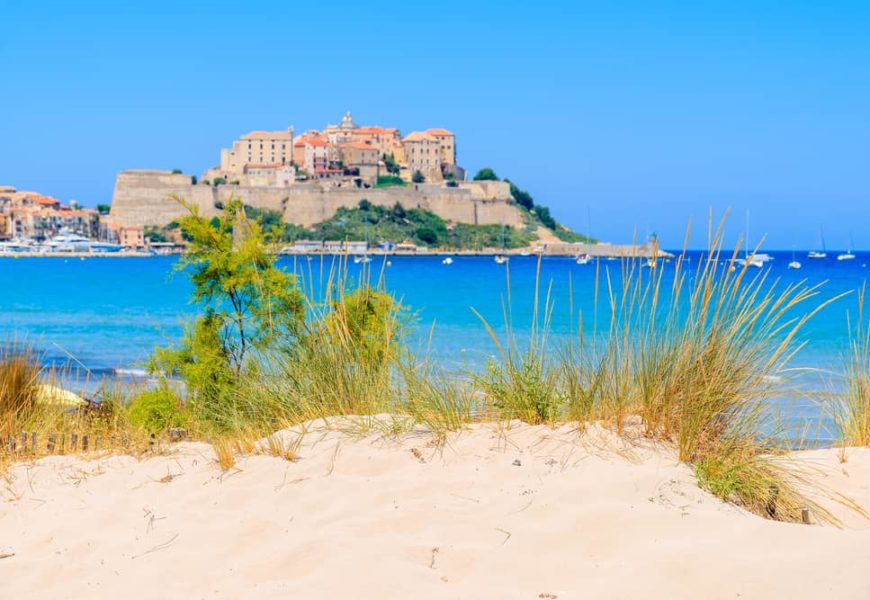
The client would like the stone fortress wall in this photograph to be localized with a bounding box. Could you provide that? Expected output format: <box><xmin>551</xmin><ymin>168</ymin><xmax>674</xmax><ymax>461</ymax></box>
<box><xmin>110</xmin><ymin>170</ymin><xmax>526</xmax><ymax>229</ymax></box>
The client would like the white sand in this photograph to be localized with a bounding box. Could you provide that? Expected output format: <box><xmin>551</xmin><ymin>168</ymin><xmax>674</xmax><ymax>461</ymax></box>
<box><xmin>1</xmin><ymin>419</ymin><xmax>869</xmax><ymax>599</ymax></box>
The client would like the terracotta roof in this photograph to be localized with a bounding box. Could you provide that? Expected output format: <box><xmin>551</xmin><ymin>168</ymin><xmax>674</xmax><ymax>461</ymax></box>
<box><xmin>402</xmin><ymin>131</ymin><xmax>438</xmax><ymax>143</ymax></box>
<box><xmin>340</xmin><ymin>142</ymin><xmax>377</xmax><ymax>150</ymax></box>
<box><xmin>33</xmin><ymin>195</ymin><xmax>61</xmax><ymax>206</ymax></box>
<box><xmin>426</xmin><ymin>128</ymin><xmax>454</xmax><ymax>136</ymax></box>
<box><xmin>301</xmin><ymin>138</ymin><xmax>332</xmax><ymax>147</ymax></box>
<box><xmin>315</xmin><ymin>168</ymin><xmax>343</xmax><ymax>173</ymax></box>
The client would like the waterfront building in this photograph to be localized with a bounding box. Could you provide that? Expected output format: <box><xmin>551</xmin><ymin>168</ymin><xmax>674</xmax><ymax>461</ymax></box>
<box><xmin>0</xmin><ymin>186</ymin><xmax>99</xmax><ymax>239</ymax></box>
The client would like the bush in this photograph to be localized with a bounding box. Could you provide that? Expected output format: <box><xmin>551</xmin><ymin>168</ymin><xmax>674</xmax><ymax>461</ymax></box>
<box><xmin>533</xmin><ymin>205</ymin><xmax>557</xmax><ymax>230</ymax></box>
<box><xmin>473</xmin><ymin>167</ymin><xmax>499</xmax><ymax>181</ymax></box>
<box><xmin>127</xmin><ymin>387</ymin><xmax>186</xmax><ymax>432</ymax></box>
<box><xmin>415</xmin><ymin>226</ymin><xmax>440</xmax><ymax>245</ymax></box>
<box><xmin>376</xmin><ymin>175</ymin><xmax>405</xmax><ymax>188</ymax></box>
<box><xmin>505</xmin><ymin>179</ymin><xmax>534</xmax><ymax>210</ymax></box>
<box><xmin>412</xmin><ymin>170</ymin><xmax>425</xmax><ymax>183</ymax></box>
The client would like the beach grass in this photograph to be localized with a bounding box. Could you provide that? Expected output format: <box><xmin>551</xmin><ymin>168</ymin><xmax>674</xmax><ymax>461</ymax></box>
<box><xmin>837</xmin><ymin>285</ymin><xmax>870</xmax><ymax>447</ymax></box>
<box><xmin>2</xmin><ymin>206</ymin><xmax>865</xmax><ymax>525</ymax></box>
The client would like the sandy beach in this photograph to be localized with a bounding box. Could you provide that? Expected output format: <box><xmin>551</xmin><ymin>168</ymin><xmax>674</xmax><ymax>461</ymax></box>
<box><xmin>1</xmin><ymin>419</ymin><xmax>869</xmax><ymax>599</ymax></box>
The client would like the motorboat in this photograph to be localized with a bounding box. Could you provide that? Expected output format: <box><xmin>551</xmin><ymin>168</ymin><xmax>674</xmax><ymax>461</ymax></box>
<box><xmin>0</xmin><ymin>238</ymin><xmax>36</xmax><ymax>253</ymax></box>
<box><xmin>575</xmin><ymin>254</ymin><xmax>591</xmax><ymax>265</ymax></box>
<box><xmin>442</xmin><ymin>257</ymin><xmax>453</xmax><ymax>265</ymax></box>
<box><xmin>44</xmin><ymin>230</ymin><xmax>124</xmax><ymax>253</ymax></box>
<box><xmin>494</xmin><ymin>255</ymin><xmax>508</xmax><ymax>265</ymax></box>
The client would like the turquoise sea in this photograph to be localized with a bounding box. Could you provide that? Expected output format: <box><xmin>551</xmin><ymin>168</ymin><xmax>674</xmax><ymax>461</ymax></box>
<box><xmin>1</xmin><ymin>251</ymin><xmax>868</xmax><ymax>439</ymax></box>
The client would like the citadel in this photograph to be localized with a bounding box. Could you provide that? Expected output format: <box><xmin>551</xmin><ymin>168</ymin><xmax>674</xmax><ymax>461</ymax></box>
<box><xmin>109</xmin><ymin>112</ymin><xmax>525</xmax><ymax>233</ymax></box>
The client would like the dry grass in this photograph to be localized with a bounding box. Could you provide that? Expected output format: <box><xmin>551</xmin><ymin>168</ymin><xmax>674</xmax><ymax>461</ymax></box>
<box><xmin>837</xmin><ymin>286</ymin><xmax>870</xmax><ymax>446</ymax></box>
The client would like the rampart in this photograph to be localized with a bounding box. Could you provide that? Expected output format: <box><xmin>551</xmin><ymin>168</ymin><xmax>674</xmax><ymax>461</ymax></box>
<box><xmin>110</xmin><ymin>170</ymin><xmax>525</xmax><ymax>229</ymax></box>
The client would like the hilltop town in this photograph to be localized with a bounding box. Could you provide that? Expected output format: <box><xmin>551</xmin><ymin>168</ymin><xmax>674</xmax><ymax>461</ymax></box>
<box><xmin>207</xmin><ymin>111</ymin><xmax>461</xmax><ymax>187</ymax></box>
<box><xmin>1</xmin><ymin>113</ymin><xmax>662</xmax><ymax>257</ymax></box>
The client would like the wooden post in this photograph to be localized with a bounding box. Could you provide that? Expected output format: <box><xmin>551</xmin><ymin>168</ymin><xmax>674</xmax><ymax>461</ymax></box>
<box><xmin>95</xmin><ymin>435</ymin><xmax>102</xmax><ymax>452</ymax></box>
<box><xmin>801</xmin><ymin>508</ymin><xmax>811</xmax><ymax>525</ymax></box>
<box><xmin>7</xmin><ymin>435</ymin><xmax>15</xmax><ymax>453</ymax></box>
<box><xmin>149</xmin><ymin>432</ymin><xmax>156</xmax><ymax>452</ymax></box>
<box><xmin>30</xmin><ymin>432</ymin><xmax>36</xmax><ymax>454</ymax></box>
<box><xmin>82</xmin><ymin>435</ymin><xmax>89</xmax><ymax>452</ymax></box>
<box><xmin>71</xmin><ymin>432</ymin><xmax>78</xmax><ymax>452</ymax></box>
<box><xmin>20</xmin><ymin>432</ymin><xmax>27</xmax><ymax>454</ymax></box>
<box><xmin>47</xmin><ymin>434</ymin><xmax>57</xmax><ymax>453</ymax></box>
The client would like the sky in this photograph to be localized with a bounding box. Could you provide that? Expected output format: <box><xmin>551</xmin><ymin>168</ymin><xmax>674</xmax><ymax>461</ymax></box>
<box><xmin>1</xmin><ymin>0</ymin><xmax>868</xmax><ymax>249</ymax></box>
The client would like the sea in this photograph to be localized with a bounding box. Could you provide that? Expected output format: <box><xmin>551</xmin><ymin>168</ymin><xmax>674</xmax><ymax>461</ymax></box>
<box><xmin>1</xmin><ymin>251</ymin><xmax>867</xmax><ymax>441</ymax></box>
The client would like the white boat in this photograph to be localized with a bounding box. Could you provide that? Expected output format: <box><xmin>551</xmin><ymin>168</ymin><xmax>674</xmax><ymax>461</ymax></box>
<box><xmin>494</xmin><ymin>255</ymin><xmax>508</xmax><ymax>265</ymax></box>
<box><xmin>352</xmin><ymin>255</ymin><xmax>370</xmax><ymax>264</ymax></box>
<box><xmin>808</xmin><ymin>227</ymin><xmax>827</xmax><ymax>259</ymax></box>
<box><xmin>736</xmin><ymin>255</ymin><xmax>765</xmax><ymax>268</ymax></box>
<box><xmin>737</xmin><ymin>211</ymin><xmax>771</xmax><ymax>268</ymax></box>
<box><xmin>0</xmin><ymin>238</ymin><xmax>36</xmax><ymax>253</ymax></box>
<box><xmin>837</xmin><ymin>234</ymin><xmax>856</xmax><ymax>261</ymax></box>
<box><xmin>44</xmin><ymin>230</ymin><xmax>123</xmax><ymax>253</ymax></box>
<box><xmin>442</xmin><ymin>257</ymin><xmax>453</xmax><ymax>265</ymax></box>
<box><xmin>788</xmin><ymin>249</ymin><xmax>801</xmax><ymax>270</ymax></box>
<box><xmin>575</xmin><ymin>254</ymin><xmax>591</xmax><ymax>265</ymax></box>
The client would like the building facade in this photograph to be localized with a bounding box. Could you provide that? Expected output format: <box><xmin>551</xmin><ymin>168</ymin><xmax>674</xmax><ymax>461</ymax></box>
<box><xmin>402</xmin><ymin>132</ymin><xmax>443</xmax><ymax>181</ymax></box>
<box><xmin>219</xmin><ymin>128</ymin><xmax>295</xmax><ymax>174</ymax></box>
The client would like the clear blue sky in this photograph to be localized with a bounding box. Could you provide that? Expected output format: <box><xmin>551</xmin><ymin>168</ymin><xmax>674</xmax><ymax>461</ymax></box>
<box><xmin>2</xmin><ymin>0</ymin><xmax>868</xmax><ymax>249</ymax></box>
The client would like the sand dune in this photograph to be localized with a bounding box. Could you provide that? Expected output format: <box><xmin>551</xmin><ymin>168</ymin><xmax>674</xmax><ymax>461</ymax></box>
<box><xmin>1</xmin><ymin>419</ymin><xmax>869</xmax><ymax>599</ymax></box>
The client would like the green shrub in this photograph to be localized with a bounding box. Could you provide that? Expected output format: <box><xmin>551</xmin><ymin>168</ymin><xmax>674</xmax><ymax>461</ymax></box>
<box><xmin>473</xmin><ymin>167</ymin><xmax>499</xmax><ymax>181</ymax></box>
<box><xmin>128</xmin><ymin>387</ymin><xmax>186</xmax><ymax>432</ymax></box>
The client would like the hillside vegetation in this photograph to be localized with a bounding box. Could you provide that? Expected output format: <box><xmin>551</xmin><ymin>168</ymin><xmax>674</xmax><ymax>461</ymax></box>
<box><xmin>154</xmin><ymin>171</ymin><xmax>593</xmax><ymax>250</ymax></box>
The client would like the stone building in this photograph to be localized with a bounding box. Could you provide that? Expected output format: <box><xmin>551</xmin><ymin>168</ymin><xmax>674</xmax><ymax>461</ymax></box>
<box><xmin>402</xmin><ymin>132</ymin><xmax>443</xmax><ymax>181</ymax></box>
<box><xmin>351</xmin><ymin>126</ymin><xmax>405</xmax><ymax>164</ymax></box>
<box><xmin>294</xmin><ymin>137</ymin><xmax>337</xmax><ymax>175</ymax></box>
<box><xmin>425</xmin><ymin>128</ymin><xmax>456</xmax><ymax>166</ymax></box>
<box><xmin>219</xmin><ymin>128</ymin><xmax>295</xmax><ymax>174</ymax></box>
<box><xmin>324</xmin><ymin>111</ymin><xmax>359</xmax><ymax>144</ymax></box>
<box><xmin>338</xmin><ymin>142</ymin><xmax>380</xmax><ymax>181</ymax></box>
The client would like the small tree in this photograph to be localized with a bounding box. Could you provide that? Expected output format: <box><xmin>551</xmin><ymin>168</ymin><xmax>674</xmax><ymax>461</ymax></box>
<box><xmin>150</xmin><ymin>197</ymin><xmax>305</xmax><ymax>422</ymax></box>
<box><xmin>96</xmin><ymin>203</ymin><xmax>111</xmax><ymax>215</ymax></box>
<box><xmin>213</xmin><ymin>177</ymin><xmax>226</xmax><ymax>186</ymax></box>
<box><xmin>171</xmin><ymin>168</ymin><xmax>183</xmax><ymax>175</ymax></box>
<box><xmin>358</xmin><ymin>198</ymin><xmax>373</xmax><ymax>211</ymax></box>
<box><xmin>473</xmin><ymin>167</ymin><xmax>499</xmax><ymax>181</ymax></box>
<box><xmin>412</xmin><ymin>170</ymin><xmax>425</xmax><ymax>183</ymax></box>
